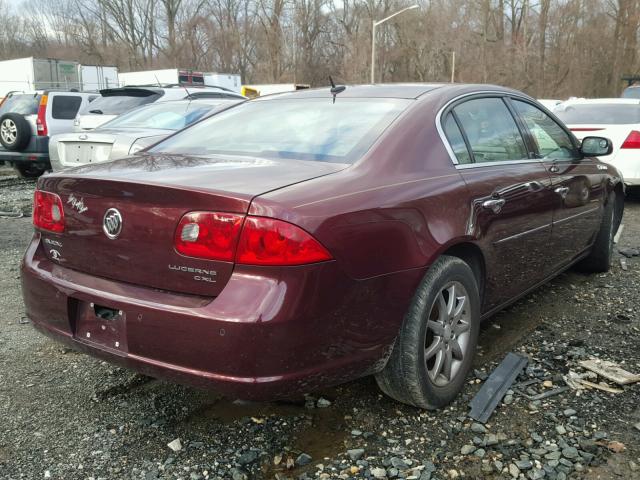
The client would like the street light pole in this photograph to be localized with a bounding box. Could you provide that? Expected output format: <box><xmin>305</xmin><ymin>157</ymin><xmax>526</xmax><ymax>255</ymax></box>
<box><xmin>370</xmin><ymin>5</ymin><xmax>419</xmax><ymax>83</ymax></box>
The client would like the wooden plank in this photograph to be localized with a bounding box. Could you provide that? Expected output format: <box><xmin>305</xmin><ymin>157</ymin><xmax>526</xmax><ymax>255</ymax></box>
<box><xmin>579</xmin><ymin>359</ymin><xmax>640</xmax><ymax>385</ymax></box>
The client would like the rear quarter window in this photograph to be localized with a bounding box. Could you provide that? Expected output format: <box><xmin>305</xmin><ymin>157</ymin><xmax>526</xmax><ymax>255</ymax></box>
<box><xmin>0</xmin><ymin>94</ymin><xmax>41</xmax><ymax>116</ymax></box>
<box><xmin>51</xmin><ymin>96</ymin><xmax>83</xmax><ymax>119</ymax></box>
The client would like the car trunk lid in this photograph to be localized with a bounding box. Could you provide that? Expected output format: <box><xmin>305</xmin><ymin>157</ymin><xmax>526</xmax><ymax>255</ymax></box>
<box><xmin>37</xmin><ymin>154</ymin><xmax>345</xmax><ymax>296</ymax></box>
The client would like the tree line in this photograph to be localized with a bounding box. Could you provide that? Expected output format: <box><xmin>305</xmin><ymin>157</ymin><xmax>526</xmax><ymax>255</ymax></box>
<box><xmin>0</xmin><ymin>0</ymin><xmax>638</xmax><ymax>98</ymax></box>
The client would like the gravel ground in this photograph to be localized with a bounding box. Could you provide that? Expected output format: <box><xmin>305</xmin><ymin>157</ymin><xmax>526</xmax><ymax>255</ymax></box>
<box><xmin>0</xmin><ymin>166</ymin><xmax>638</xmax><ymax>480</ymax></box>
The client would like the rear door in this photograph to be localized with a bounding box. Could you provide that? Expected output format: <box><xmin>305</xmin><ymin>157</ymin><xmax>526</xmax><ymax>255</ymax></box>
<box><xmin>442</xmin><ymin>95</ymin><xmax>556</xmax><ymax>311</ymax></box>
<box><xmin>511</xmin><ymin>99</ymin><xmax>606</xmax><ymax>269</ymax></box>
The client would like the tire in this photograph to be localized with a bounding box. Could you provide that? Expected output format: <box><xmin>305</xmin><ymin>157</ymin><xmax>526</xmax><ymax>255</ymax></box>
<box><xmin>14</xmin><ymin>163</ymin><xmax>47</xmax><ymax>179</ymax></box>
<box><xmin>578</xmin><ymin>193</ymin><xmax>617</xmax><ymax>273</ymax></box>
<box><xmin>0</xmin><ymin>113</ymin><xmax>32</xmax><ymax>151</ymax></box>
<box><xmin>375</xmin><ymin>255</ymin><xmax>481</xmax><ymax>409</ymax></box>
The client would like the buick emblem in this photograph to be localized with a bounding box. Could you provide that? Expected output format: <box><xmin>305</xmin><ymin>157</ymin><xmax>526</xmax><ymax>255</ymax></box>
<box><xmin>103</xmin><ymin>208</ymin><xmax>123</xmax><ymax>239</ymax></box>
<box><xmin>79</xmin><ymin>134</ymin><xmax>88</xmax><ymax>140</ymax></box>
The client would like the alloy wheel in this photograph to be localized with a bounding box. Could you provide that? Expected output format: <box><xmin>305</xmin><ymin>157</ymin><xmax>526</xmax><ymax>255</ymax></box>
<box><xmin>424</xmin><ymin>281</ymin><xmax>471</xmax><ymax>386</ymax></box>
<box><xmin>1</xmin><ymin>119</ymin><xmax>17</xmax><ymax>145</ymax></box>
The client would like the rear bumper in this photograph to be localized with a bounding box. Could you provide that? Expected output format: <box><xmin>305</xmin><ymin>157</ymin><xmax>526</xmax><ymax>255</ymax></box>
<box><xmin>21</xmin><ymin>233</ymin><xmax>423</xmax><ymax>399</ymax></box>
<box><xmin>0</xmin><ymin>136</ymin><xmax>49</xmax><ymax>164</ymax></box>
<box><xmin>0</xmin><ymin>150</ymin><xmax>49</xmax><ymax>164</ymax></box>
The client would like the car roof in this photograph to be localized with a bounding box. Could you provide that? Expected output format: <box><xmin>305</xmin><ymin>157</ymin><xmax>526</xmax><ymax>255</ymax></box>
<box><xmin>99</xmin><ymin>86</ymin><xmax>244</xmax><ymax>98</ymax></box>
<box><xmin>560</xmin><ymin>98</ymin><xmax>640</xmax><ymax>105</ymax></box>
<box><xmin>257</xmin><ymin>83</ymin><xmax>443</xmax><ymax>100</ymax></box>
<box><xmin>254</xmin><ymin>83</ymin><xmax>529</xmax><ymax>101</ymax></box>
<box><xmin>148</xmin><ymin>98</ymin><xmax>243</xmax><ymax>107</ymax></box>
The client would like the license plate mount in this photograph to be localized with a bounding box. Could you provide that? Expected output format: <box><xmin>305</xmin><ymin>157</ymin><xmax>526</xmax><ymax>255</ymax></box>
<box><xmin>74</xmin><ymin>301</ymin><xmax>128</xmax><ymax>355</ymax></box>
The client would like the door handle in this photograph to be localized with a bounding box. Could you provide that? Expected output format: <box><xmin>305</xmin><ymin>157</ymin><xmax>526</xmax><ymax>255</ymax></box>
<box><xmin>549</xmin><ymin>164</ymin><xmax>560</xmax><ymax>173</ymax></box>
<box><xmin>524</xmin><ymin>181</ymin><xmax>544</xmax><ymax>192</ymax></box>
<box><xmin>554</xmin><ymin>186</ymin><xmax>569</xmax><ymax>198</ymax></box>
<box><xmin>482</xmin><ymin>198</ymin><xmax>506</xmax><ymax>213</ymax></box>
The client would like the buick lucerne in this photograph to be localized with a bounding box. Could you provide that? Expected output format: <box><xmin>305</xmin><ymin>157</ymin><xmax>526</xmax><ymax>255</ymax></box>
<box><xmin>21</xmin><ymin>84</ymin><xmax>624</xmax><ymax>409</ymax></box>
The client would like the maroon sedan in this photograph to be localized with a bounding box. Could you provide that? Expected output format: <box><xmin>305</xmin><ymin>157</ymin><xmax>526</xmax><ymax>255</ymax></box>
<box><xmin>22</xmin><ymin>84</ymin><xmax>624</xmax><ymax>409</ymax></box>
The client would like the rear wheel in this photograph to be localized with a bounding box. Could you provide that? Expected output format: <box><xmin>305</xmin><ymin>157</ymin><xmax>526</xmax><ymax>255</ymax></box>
<box><xmin>376</xmin><ymin>255</ymin><xmax>480</xmax><ymax>409</ymax></box>
<box><xmin>14</xmin><ymin>163</ymin><xmax>47</xmax><ymax>179</ymax></box>
<box><xmin>578</xmin><ymin>193</ymin><xmax>617</xmax><ymax>273</ymax></box>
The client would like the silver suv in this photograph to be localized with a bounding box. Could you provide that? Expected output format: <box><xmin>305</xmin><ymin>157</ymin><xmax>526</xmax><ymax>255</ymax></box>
<box><xmin>0</xmin><ymin>91</ymin><xmax>97</xmax><ymax>177</ymax></box>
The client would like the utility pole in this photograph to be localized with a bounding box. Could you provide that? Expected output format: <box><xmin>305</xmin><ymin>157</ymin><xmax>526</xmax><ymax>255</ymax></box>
<box><xmin>370</xmin><ymin>5</ymin><xmax>419</xmax><ymax>83</ymax></box>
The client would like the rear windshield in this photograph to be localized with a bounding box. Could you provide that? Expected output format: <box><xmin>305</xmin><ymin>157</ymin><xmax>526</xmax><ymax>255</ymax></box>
<box><xmin>150</xmin><ymin>98</ymin><xmax>410</xmax><ymax>163</ymax></box>
<box><xmin>100</xmin><ymin>101</ymin><xmax>227</xmax><ymax>130</ymax></box>
<box><xmin>79</xmin><ymin>92</ymin><xmax>161</xmax><ymax>116</ymax></box>
<box><xmin>555</xmin><ymin>104</ymin><xmax>640</xmax><ymax>125</ymax></box>
<box><xmin>0</xmin><ymin>93</ymin><xmax>41</xmax><ymax>116</ymax></box>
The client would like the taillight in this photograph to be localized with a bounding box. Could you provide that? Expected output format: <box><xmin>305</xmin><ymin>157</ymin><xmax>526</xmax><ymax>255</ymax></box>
<box><xmin>174</xmin><ymin>213</ymin><xmax>332</xmax><ymax>265</ymax></box>
<box><xmin>236</xmin><ymin>217</ymin><xmax>332</xmax><ymax>266</ymax></box>
<box><xmin>621</xmin><ymin>130</ymin><xmax>640</xmax><ymax>149</ymax></box>
<box><xmin>174</xmin><ymin>212</ymin><xmax>244</xmax><ymax>261</ymax></box>
<box><xmin>33</xmin><ymin>190</ymin><xmax>64</xmax><ymax>233</ymax></box>
<box><xmin>36</xmin><ymin>95</ymin><xmax>48</xmax><ymax>136</ymax></box>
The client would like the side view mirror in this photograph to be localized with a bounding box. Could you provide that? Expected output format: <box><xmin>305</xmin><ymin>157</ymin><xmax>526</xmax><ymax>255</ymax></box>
<box><xmin>581</xmin><ymin>136</ymin><xmax>613</xmax><ymax>157</ymax></box>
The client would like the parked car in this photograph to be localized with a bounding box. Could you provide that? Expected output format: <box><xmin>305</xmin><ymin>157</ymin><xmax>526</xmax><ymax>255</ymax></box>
<box><xmin>537</xmin><ymin>98</ymin><xmax>562</xmax><ymax>110</ymax></box>
<box><xmin>22</xmin><ymin>84</ymin><xmax>624</xmax><ymax>409</ymax></box>
<box><xmin>554</xmin><ymin>98</ymin><xmax>640</xmax><ymax>190</ymax></box>
<box><xmin>50</xmin><ymin>98</ymin><xmax>243</xmax><ymax>171</ymax></box>
<box><xmin>74</xmin><ymin>86</ymin><xmax>245</xmax><ymax>131</ymax></box>
<box><xmin>0</xmin><ymin>91</ymin><xmax>97</xmax><ymax>177</ymax></box>
<box><xmin>621</xmin><ymin>85</ymin><xmax>640</xmax><ymax>99</ymax></box>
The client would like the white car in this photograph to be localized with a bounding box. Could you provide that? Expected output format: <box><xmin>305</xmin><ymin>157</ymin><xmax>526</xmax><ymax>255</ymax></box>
<box><xmin>74</xmin><ymin>86</ymin><xmax>245</xmax><ymax>131</ymax></box>
<box><xmin>49</xmin><ymin>98</ymin><xmax>242</xmax><ymax>171</ymax></box>
<box><xmin>537</xmin><ymin>99</ymin><xmax>562</xmax><ymax>111</ymax></box>
<box><xmin>554</xmin><ymin>98</ymin><xmax>640</xmax><ymax>189</ymax></box>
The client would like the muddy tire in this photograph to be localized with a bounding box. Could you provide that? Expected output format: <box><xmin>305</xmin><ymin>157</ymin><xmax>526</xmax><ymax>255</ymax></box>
<box><xmin>375</xmin><ymin>255</ymin><xmax>480</xmax><ymax>409</ymax></box>
<box><xmin>578</xmin><ymin>193</ymin><xmax>617</xmax><ymax>273</ymax></box>
<box><xmin>0</xmin><ymin>113</ymin><xmax>31</xmax><ymax>151</ymax></box>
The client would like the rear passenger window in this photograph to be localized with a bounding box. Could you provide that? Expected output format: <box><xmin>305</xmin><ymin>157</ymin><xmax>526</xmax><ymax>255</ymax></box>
<box><xmin>51</xmin><ymin>96</ymin><xmax>83</xmax><ymax>120</ymax></box>
<box><xmin>442</xmin><ymin>113</ymin><xmax>472</xmax><ymax>164</ymax></box>
<box><xmin>512</xmin><ymin>100</ymin><xmax>579</xmax><ymax>159</ymax></box>
<box><xmin>454</xmin><ymin>98</ymin><xmax>528</xmax><ymax>163</ymax></box>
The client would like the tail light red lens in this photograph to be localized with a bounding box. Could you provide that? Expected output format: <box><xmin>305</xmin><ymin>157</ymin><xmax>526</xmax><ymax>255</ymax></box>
<box><xmin>621</xmin><ymin>130</ymin><xmax>640</xmax><ymax>149</ymax></box>
<box><xmin>174</xmin><ymin>212</ymin><xmax>244</xmax><ymax>261</ymax></box>
<box><xmin>236</xmin><ymin>217</ymin><xmax>332</xmax><ymax>266</ymax></box>
<box><xmin>36</xmin><ymin>95</ymin><xmax>48</xmax><ymax>136</ymax></box>
<box><xmin>33</xmin><ymin>190</ymin><xmax>64</xmax><ymax>233</ymax></box>
<box><xmin>174</xmin><ymin>212</ymin><xmax>332</xmax><ymax>265</ymax></box>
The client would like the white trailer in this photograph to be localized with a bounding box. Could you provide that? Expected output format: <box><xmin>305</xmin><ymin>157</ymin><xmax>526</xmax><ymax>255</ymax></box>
<box><xmin>118</xmin><ymin>69</ymin><xmax>242</xmax><ymax>93</ymax></box>
<box><xmin>0</xmin><ymin>57</ymin><xmax>81</xmax><ymax>98</ymax></box>
<box><xmin>204</xmin><ymin>73</ymin><xmax>242</xmax><ymax>93</ymax></box>
<box><xmin>241</xmin><ymin>84</ymin><xmax>310</xmax><ymax>98</ymax></box>
<box><xmin>79</xmin><ymin>65</ymin><xmax>119</xmax><ymax>91</ymax></box>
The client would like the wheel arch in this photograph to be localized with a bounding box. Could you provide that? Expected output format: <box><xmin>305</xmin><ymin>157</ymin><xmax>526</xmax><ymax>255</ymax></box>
<box><xmin>440</xmin><ymin>241</ymin><xmax>487</xmax><ymax>307</ymax></box>
<box><xmin>609</xmin><ymin>180</ymin><xmax>625</xmax><ymax>232</ymax></box>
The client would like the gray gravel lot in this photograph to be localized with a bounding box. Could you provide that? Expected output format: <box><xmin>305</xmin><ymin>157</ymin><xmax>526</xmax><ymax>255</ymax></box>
<box><xmin>0</xmin><ymin>166</ymin><xmax>638</xmax><ymax>480</ymax></box>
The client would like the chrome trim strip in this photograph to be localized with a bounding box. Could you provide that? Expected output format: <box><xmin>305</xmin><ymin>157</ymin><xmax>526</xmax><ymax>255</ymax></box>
<box><xmin>434</xmin><ymin>90</ymin><xmax>538</xmax><ymax>167</ymax></box>
<box><xmin>494</xmin><ymin>222</ymin><xmax>552</xmax><ymax>245</ymax></box>
<box><xmin>553</xmin><ymin>206</ymin><xmax>600</xmax><ymax>225</ymax></box>
<box><xmin>456</xmin><ymin>159</ymin><xmax>540</xmax><ymax>169</ymax></box>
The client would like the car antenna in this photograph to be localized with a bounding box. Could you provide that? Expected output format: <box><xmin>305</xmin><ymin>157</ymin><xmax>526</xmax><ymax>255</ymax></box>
<box><xmin>329</xmin><ymin>76</ymin><xmax>346</xmax><ymax>104</ymax></box>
